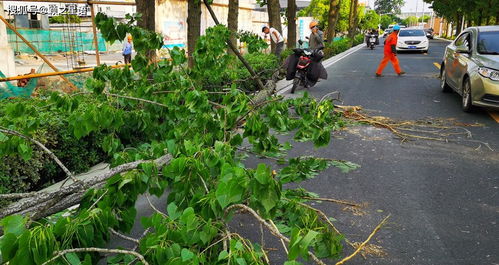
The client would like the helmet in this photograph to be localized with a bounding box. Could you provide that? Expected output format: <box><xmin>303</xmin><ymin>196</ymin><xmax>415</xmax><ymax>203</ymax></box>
<box><xmin>393</xmin><ymin>25</ymin><xmax>401</xmax><ymax>31</ymax></box>
<box><xmin>127</xmin><ymin>35</ymin><xmax>133</xmax><ymax>40</ymax></box>
<box><xmin>309</xmin><ymin>21</ymin><xmax>318</xmax><ymax>29</ymax></box>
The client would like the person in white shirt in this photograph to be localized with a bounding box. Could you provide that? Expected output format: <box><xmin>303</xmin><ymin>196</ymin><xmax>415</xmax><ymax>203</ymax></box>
<box><xmin>262</xmin><ymin>26</ymin><xmax>284</xmax><ymax>59</ymax></box>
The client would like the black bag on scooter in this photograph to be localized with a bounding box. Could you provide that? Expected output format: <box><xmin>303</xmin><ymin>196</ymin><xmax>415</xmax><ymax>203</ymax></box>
<box><xmin>283</xmin><ymin>53</ymin><xmax>300</xmax><ymax>80</ymax></box>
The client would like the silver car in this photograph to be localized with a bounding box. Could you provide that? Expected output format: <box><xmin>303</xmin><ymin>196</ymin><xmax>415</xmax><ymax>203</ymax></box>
<box><xmin>440</xmin><ymin>26</ymin><xmax>499</xmax><ymax>112</ymax></box>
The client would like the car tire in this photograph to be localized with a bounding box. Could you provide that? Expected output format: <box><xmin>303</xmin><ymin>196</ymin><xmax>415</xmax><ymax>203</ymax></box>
<box><xmin>440</xmin><ymin>65</ymin><xmax>452</xmax><ymax>93</ymax></box>
<box><xmin>462</xmin><ymin>77</ymin><xmax>475</xmax><ymax>112</ymax></box>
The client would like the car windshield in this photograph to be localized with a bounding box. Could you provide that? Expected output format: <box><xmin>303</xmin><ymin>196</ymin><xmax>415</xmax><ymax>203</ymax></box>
<box><xmin>399</xmin><ymin>30</ymin><xmax>425</xmax><ymax>37</ymax></box>
<box><xmin>477</xmin><ymin>31</ymin><xmax>499</xmax><ymax>54</ymax></box>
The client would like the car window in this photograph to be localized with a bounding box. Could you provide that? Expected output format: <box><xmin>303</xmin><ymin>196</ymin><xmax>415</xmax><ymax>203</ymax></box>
<box><xmin>477</xmin><ymin>31</ymin><xmax>499</xmax><ymax>54</ymax></box>
<box><xmin>398</xmin><ymin>30</ymin><xmax>425</xmax><ymax>37</ymax></box>
<box><xmin>454</xmin><ymin>32</ymin><xmax>470</xmax><ymax>49</ymax></box>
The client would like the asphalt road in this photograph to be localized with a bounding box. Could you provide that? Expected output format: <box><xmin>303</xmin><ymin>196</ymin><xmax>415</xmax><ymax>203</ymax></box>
<box><xmin>271</xmin><ymin>39</ymin><xmax>498</xmax><ymax>264</ymax></box>
<box><xmin>108</xmin><ymin>39</ymin><xmax>498</xmax><ymax>265</ymax></box>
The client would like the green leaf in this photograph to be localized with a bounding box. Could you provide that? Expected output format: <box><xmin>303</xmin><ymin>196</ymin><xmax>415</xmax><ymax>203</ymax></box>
<box><xmin>254</xmin><ymin>164</ymin><xmax>270</xmax><ymax>184</ymax></box>
<box><xmin>218</xmin><ymin>250</ymin><xmax>229</xmax><ymax>261</ymax></box>
<box><xmin>0</xmin><ymin>233</ymin><xmax>18</xmax><ymax>261</ymax></box>
<box><xmin>17</xmin><ymin>142</ymin><xmax>32</xmax><ymax>161</ymax></box>
<box><xmin>331</xmin><ymin>160</ymin><xmax>360</xmax><ymax>173</ymax></box>
<box><xmin>0</xmin><ymin>215</ymin><xmax>27</xmax><ymax>236</ymax></box>
<box><xmin>181</xmin><ymin>248</ymin><xmax>194</xmax><ymax>261</ymax></box>
<box><xmin>170</xmin><ymin>47</ymin><xmax>186</xmax><ymax>65</ymax></box>
<box><xmin>236</xmin><ymin>257</ymin><xmax>248</xmax><ymax>265</ymax></box>
<box><xmin>65</xmin><ymin>252</ymin><xmax>81</xmax><ymax>265</ymax></box>
<box><xmin>0</xmin><ymin>132</ymin><xmax>8</xmax><ymax>142</ymax></box>
<box><xmin>167</xmin><ymin>202</ymin><xmax>181</xmax><ymax>220</ymax></box>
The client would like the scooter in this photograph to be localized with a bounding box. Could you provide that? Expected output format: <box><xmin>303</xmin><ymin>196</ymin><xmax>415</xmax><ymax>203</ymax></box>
<box><xmin>290</xmin><ymin>47</ymin><xmax>325</xmax><ymax>94</ymax></box>
<box><xmin>367</xmin><ymin>34</ymin><xmax>376</xmax><ymax>50</ymax></box>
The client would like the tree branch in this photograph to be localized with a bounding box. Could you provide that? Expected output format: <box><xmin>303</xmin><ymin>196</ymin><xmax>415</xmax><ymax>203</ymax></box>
<box><xmin>225</xmin><ymin>204</ymin><xmax>326</xmax><ymax>265</ymax></box>
<box><xmin>41</xmin><ymin>247</ymin><xmax>149</xmax><ymax>265</ymax></box>
<box><xmin>301</xmin><ymin>196</ymin><xmax>362</xmax><ymax>208</ymax></box>
<box><xmin>335</xmin><ymin>215</ymin><xmax>391</xmax><ymax>265</ymax></box>
<box><xmin>0</xmin><ymin>155</ymin><xmax>172</xmax><ymax>221</ymax></box>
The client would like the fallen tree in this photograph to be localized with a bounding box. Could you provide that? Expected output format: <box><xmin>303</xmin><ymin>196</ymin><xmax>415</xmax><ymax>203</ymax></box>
<box><xmin>0</xmin><ymin>5</ymin><xmax>389</xmax><ymax>265</ymax></box>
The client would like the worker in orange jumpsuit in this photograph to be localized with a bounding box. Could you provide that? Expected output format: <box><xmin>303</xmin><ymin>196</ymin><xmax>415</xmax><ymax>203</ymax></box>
<box><xmin>376</xmin><ymin>25</ymin><xmax>405</xmax><ymax>77</ymax></box>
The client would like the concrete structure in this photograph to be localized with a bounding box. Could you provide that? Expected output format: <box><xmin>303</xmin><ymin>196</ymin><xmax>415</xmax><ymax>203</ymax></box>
<box><xmin>0</xmin><ymin>1</ymin><xmax>16</xmax><ymax>78</ymax></box>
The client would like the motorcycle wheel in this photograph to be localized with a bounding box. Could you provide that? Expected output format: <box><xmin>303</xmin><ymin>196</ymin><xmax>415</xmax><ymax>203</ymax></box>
<box><xmin>370</xmin><ymin>45</ymin><xmax>374</xmax><ymax>50</ymax></box>
<box><xmin>291</xmin><ymin>77</ymin><xmax>300</xmax><ymax>94</ymax></box>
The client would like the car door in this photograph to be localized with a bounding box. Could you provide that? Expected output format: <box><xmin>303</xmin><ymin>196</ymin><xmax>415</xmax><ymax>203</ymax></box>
<box><xmin>446</xmin><ymin>32</ymin><xmax>470</xmax><ymax>89</ymax></box>
<box><xmin>453</xmin><ymin>32</ymin><xmax>473</xmax><ymax>93</ymax></box>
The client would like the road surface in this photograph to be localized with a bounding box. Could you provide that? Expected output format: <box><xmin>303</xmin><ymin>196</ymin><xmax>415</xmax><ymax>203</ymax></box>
<box><xmin>270</xmin><ymin>39</ymin><xmax>498</xmax><ymax>264</ymax></box>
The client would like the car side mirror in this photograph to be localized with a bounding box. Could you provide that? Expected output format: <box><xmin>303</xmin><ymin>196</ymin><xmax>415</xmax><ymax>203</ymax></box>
<box><xmin>456</xmin><ymin>45</ymin><xmax>470</xmax><ymax>54</ymax></box>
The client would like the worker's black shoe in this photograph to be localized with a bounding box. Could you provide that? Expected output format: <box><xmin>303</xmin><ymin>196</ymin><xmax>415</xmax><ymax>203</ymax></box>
<box><xmin>375</xmin><ymin>73</ymin><xmax>383</xmax><ymax>77</ymax></box>
<box><xmin>398</xmin><ymin>71</ymin><xmax>406</xmax><ymax>76</ymax></box>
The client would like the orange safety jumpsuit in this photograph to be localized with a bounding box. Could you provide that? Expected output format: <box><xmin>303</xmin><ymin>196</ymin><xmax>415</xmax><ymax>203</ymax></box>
<box><xmin>376</xmin><ymin>31</ymin><xmax>402</xmax><ymax>75</ymax></box>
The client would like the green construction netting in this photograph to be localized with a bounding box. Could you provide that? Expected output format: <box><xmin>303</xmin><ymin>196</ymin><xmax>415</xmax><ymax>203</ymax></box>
<box><xmin>0</xmin><ymin>63</ymin><xmax>89</xmax><ymax>99</ymax></box>
<box><xmin>7</xmin><ymin>28</ymin><xmax>107</xmax><ymax>54</ymax></box>
<box><xmin>0</xmin><ymin>64</ymin><xmax>45</xmax><ymax>99</ymax></box>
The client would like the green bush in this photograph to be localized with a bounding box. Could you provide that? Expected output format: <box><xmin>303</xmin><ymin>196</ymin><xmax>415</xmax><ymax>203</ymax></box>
<box><xmin>324</xmin><ymin>38</ymin><xmax>351</xmax><ymax>58</ymax></box>
<box><xmin>238</xmin><ymin>30</ymin><xmax>268</xmax><ymax>54</ymax></box>
<box><xmin>353</xmin><ymin>34</ymin><xmax>365</xmax><ymax>46</ymax></box>
<box><xmin>323</xmin><ymin>34</ymin><xmax>366</xmax><ymax>59</ymax></box>
<box><xmin>0</xmin><ymin>99</ymin><xmax>109</xmax><ymax>197</ymax></box>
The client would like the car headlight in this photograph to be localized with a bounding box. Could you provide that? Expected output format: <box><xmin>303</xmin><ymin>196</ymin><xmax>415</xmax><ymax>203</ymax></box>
<box><xmin>478</xmin><ymin>67</ymin><xmax>499</xmax><ymax>81</ymax></box>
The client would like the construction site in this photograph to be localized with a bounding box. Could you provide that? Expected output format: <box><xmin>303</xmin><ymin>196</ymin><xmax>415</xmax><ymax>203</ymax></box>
<box><xmin>0</xmin><ymin>0</ymin><xmax>279</xmax><ymax>99</ymax></box>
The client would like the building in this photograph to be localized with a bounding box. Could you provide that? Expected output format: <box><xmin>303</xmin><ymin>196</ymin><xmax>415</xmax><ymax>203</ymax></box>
<box><xmin>0</xmin><ymin>1</ymin><xmax>16</xmax><ymax>78</ymax></box>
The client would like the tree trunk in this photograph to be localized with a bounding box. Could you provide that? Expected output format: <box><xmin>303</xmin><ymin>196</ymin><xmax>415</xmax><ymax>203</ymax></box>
<box><xmin>348</xmin><ymin>0</ymin><xmax>354</xmax><ymax>32</ymax></box>
<box><xmin>286</xmin><ymin>0</ymin><xmax>297</xmax><ymax>48</ymax></box>
<box><xmin>136</xmin><ymin>0</ymin><xmax>156</xmax><ymax>59</ymax></box>
<box><xmin>267</xmin><ymin>0</ymin><xmax>282</xmax><ymax>53</ymax></box>
<box><xmin>348</xmin><ymin>0</ymin><xmax>359</xmax><ymax>39</ymax></box>
<box><xmin>187</xmin><ymin>0</ymin><xmax>201</xmax><ymax>67</ymax></box>
<box><xmin>136</xmin><ymin>0</ymin><xmax>155</xmax><ymax>32</ymax></box>
<box><xmin>228</xmin><ymin>0</ymin><xmax>239</xmax><ymax>54</ymax></box>
<box><xmin>327</xmin><ymin>0</ymin><xmax>341</xmax><ymax>41</ymax></box>
<box><xmin>455</xmin><ymin>14</ymin><xmax>463</xmax><ymax>36</ymax></box>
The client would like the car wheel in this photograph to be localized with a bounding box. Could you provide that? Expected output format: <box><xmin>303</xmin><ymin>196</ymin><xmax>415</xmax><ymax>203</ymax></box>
<box><xmin>462</xmin><ymin>77</ymin><xmax>474</xmax><ymax>112</ymax></box>
<box><xmin>440</xmin><ymin>65</ymin><xmax>452</xmax><ymax>93</ymax></box>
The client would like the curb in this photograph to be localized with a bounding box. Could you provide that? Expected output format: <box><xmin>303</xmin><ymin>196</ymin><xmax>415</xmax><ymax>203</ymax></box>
<box><xmin>276</xmin><ymin>43</ymin><xmax>365</xmax><ymax>95</ymax></box>
<box><xmin>435</xmin><ymin>37</ymin><xmax>453</xmax><ymax>42</ymax></box>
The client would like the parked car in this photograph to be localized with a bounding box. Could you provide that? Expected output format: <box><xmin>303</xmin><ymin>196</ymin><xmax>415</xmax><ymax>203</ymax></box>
<box><xmin>396</xmin><ymin>28</ymin><xmax>429</xmax><ymax>53</ymax></box>
<box><xmin>440</xmin><ymin>26</ymin><xmax>499</xmax><ymax>112</ymax></box>
<box><xmin>383</xmin><ymin>25</ymin><xmax>406</xmax><ymax>38</ymax></box>
<box><xmin>424</xmin><ymin>28</ymin><xmax>434</xmax><ymax>39</ymax></box>
<box><xmin>383</xmin><ymin>28</ymin><xmax>392</xmax><ymax>38</ymax></box>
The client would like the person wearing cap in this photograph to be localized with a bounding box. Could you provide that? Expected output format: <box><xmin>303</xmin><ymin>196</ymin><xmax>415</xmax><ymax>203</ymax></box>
<box><xmin>375</xmin><ymin>25</ymin><xmax>405</xmax><ymax>77</ymax></box>
<box><xmin>123</xmin><ymin>35</ymin><xmax>133</xmax><ymax>64</ymax></box>
<box><xmin>308</xmin><ymin>21</ymin><xmax>324</xmax><ymax>49</ymax></box>
<box><xmin>262</xmin><ymin>26</ymin><xmax>284</xmax><ymax>59</ymax></box>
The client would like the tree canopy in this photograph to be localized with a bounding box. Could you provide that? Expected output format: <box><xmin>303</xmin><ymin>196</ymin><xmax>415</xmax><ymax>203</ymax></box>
<box><xmin>374</xmin><ymin>0</ymin><xmax>405</xmax><ymax>15</ymax></box>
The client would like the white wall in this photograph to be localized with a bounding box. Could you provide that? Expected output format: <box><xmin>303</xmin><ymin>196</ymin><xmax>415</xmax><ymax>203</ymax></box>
<box><xmin>0</xmin><ymin>1</ymin><xmax>16</xmax><ymax>78</ymax></box>
<box><xmin>155</xmin><ymin>0</ymin><xmax>267</xmax><ymax>51</ymax></box>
